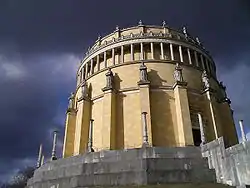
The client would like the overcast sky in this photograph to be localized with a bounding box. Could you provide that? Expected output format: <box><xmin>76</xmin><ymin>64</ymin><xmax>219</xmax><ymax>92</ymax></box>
<box><xmin>0</xmin><ymin>0</ymin><xmax>249</xmax><ymax>182</ymax></box>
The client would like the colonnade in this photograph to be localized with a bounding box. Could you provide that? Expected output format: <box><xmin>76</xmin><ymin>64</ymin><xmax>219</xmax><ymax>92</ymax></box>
<box><xmin>77</xmin><ymin>42</ymin><xmax>216</xmax><ymax>85</ymax></box>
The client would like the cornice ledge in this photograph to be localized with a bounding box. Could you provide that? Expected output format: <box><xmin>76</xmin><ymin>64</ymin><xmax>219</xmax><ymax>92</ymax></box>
<box><xmin>173</xmin><ymin>81</ymin><xmax>188</xmax><ymax>89</ymax></box>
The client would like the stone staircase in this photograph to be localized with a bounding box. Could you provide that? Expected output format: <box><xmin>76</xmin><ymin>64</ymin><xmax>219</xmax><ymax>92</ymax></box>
<box><xmin>27</xmin><ymin>146</ymin><xmax>236</xmax><ymax>188</ymax></box>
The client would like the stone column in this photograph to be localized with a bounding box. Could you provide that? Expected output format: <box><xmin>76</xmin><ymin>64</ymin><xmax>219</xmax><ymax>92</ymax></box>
<box><xmin>187</xmin><ymin>48</ymin><xmax>192</xmax><ymax>65</ymax></box>
<box><xmin>170</xmin><ymin>43</ymin><xmax>174</xmax><ymax>61</ymax></box>
<box><xmin>140</xmin><ymin>43</ymin><xmax>144</xmax><ymax>60</ymax></box>
<box><xmin>41</xmin><ymin>155</ymin><xmax>44</xmax><ymax>166</ymax></box>
<box><xmin>102</xmin><ymin>69</ymin><xmax>116</xmax><ymax>150</ymax></box>
<box><xmin>205</xmin><ymin>58</ymin><xmax>210</xmax><ymax>73</ymax></box>
<box><xmin>36</xmin><ymin>144</ymin><xmax>43</xmax><ymax>168</ymax></box>
<box><xmin>77</xmin><ymin>74</ymin><xmax>80</xmax><ymax>86</ymax></box>
<box><xmin>85</xmin><ymin>63</ymin><xmax>89</xmax><ymax>79</ymax></box>
<box><xmin>79</xmin><ymin>69</ymin><xmax>82</xmax><ymax>83</ymax></box>
<box><xmin>239</xmin><ymin>120</ymin><xmax>247</xmax><ymax>142</ymax></box>
<box><xmin>137</xmin><ymin>63</ymin><xmax>153</xmax><ymax>146</ymax></box>
<box><xmin>141</xmin><ymin>112</ymin><xmax>149</xmax><ymax>147</ymax></box>
<box><xmin>160</xmin><ymin>42</ymin><xmax>164</xmax><ymax>59</ymax></box>
<box><xmin>87</xmin><ymin>119</ymin><xmax>94</xmax><ymax>152</ymax></box>
<box><xmin>150</xmin><ymin>42</ymin><xmax>154</xmax><ymax>59</ymax></box>
<box><xmin>194</xmin><ymin>51</ymin><xmax>199</xmax><ymax>67</ymax></box>
<box><xmin>63</xmin><ymin>93</ymin><xmax>77</xmax><ymax>158</ymax></box>
<box><xmin>74</xmin><ymin>82</ymin><xmax>91</xmax><ymax>155</ymax></box>
<box><xmin>63</xmin><ymin>110</ymin><xmax>76</xmax><ymax>157</ymax></box>
<box><xmin>81</xmin><ymin>67</ymin><xmax>85</xmax><ymax>82</ymax></box>
<box><xmin>104</xmin><ymin>51</ymin><xmax>107</xmax><ymax>68</ymax></box>
<box><xmin>121</xmin><ymin>45</ymin><xmax>124</xmax><ymax>63</ymax></box>
<box><xmin>90</xmin><ymin>59</ymin><xmax>94</xmax><ymax>74</ymax></box>
<box><xmin>200</xmin><ymin>55</ymin><xmax>205</xmax><ymax>70</ymax></box>
<box><xmin>201</xmin><ymin>72</ymin><xmax>220</xmax><ymax>139</ymax></box>
<box><xmin>51</xmin><ymin>130</ymin><xmax>58</xmax><ymax>161</ymax></box>
<box><xmin>112</xmin><ymin>48</ymin><xmax>115</xmax><ymax>65</ymax></box>
<box><xmin>130</xmin><ymin>43</ymin><xmax>134</xmax><ymax>61</ymax></box>
<box><xmin>173</xmin><ymin>79</ymin><xmax>194</xmax><ymax>146</ymax></box>
<box><xmin>198</xmin><ymin>113</ymin><xmax>206</xmax><ymax>145</ymax></box>
<box><xmin>179</xmin><ymin>45</ymin><xmax>183</xmax><ymax>62</ymax></box>
<box><xmin>97</xmin><ymin>55</ymin><xmax>100</xmax><ymax>71</ymax></box>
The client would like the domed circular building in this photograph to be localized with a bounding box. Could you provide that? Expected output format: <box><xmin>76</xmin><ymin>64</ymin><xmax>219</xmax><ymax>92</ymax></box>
<box><xmin>63</xmin><ymin>21</ymin><xmax>238</xmax><ymax>158</ymax></box>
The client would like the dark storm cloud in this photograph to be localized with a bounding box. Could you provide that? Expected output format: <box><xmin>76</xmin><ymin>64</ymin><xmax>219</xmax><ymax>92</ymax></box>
<box><xmin>0</xmin><ymin>51</ymin><xmax>79</xmax><ymax>180</ymax></box>
<box><xmin>0</xmin><ymin>0</ymin><xmax>249</xmax><ymax>182</ymax></box>
<box><xmin>1</xmin><ymin>0</ymin><xmax>249</xmax><ymax>65</ymax></box>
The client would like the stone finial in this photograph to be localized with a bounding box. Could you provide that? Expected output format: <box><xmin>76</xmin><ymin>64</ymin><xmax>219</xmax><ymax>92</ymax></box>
<box><xmin>162</xmin><ymin>20</ymin><xmax>166</xmax><ymax>27</ymax></box>
<box><xmin>51</xmin><ymin>130</ymin><xmax>58</xmax><ymax>161</ymax></box>
<box><xmin>138</xmin><ymin>20</ymin><xmax>143</xmax><ymax>26</ymax></box>
<box><xmin>202</xmin><ymin>70</ymin><xmax>210</xmax><ymax>90</ymax></box>
<box><xmin>102</xmin><ymin>68</ymin><xmax>114</xmax><ymax>91</ymax></box>
<box><xmin>36</xmin><ymin>144</ymin><xmax>43</xmax><ymax>168</ymax></box>
<box><xmin>138</xmin><ymin>62</ymin><xmax>150</xmax><ymax>85</ymax></box>
<box><xmin>173</xmin><ymin>63</ymin><xmax>184</xmax><ymax>83</ymax></box>
<box><xmin>67</xmin><ymin>92</ymin><xmax>74</xmax><ymax>110</ymax></box>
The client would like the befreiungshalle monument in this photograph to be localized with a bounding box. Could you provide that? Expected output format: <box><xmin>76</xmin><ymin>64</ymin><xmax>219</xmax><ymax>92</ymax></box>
<box><xmin>27</xmin><ymin>21</ymin><xmax>250</xmax><ymax>188</ymax></box>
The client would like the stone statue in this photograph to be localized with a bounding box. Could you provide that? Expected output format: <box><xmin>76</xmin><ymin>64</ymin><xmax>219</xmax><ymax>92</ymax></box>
<box><xmin>173</xmin><ymin>63</ymin><xmax>184</xmax><ymax>82</ymax></box>
<box><xmin>105</xmin><ymin>68</ymin><xmax>114</xmax><ymax>89</ymax></box>
<box><xmin>182</xmin><ymin>27</ymin><xmax>188</xmax><ymax>38</ymax></box>
<box><xmin>139</xmin><ymin>62</ymin><xmax>149</xmax><ymax>83</ymax></box>
<box><xmin>81</xmin><ymin>80</ymin><xmax>88</xmax><ymax>98</ymax></box>
<box><xmin>219</xmin><ymin>82</ymin><xmax>226</xmax><ymax>98</ymax></box>
<box><xmin>219</xmin><ymin>81</ymin><xmax>230</xmax><ymax>103</ymax></box>
<box><xmin>97</xmin><ymin>35</ymin><xmax>101</xmax><ymax>45</ymax></box>
<box><xmin>138</xmin><ymin>20</ymin><xmax>143</xmax><ymax>26</ymax></box>
<box><xmin>202</xmin><ymin>70</ymin><xmax>210</xmax><ymax>89</ymax></box>
<box><xmin>115</xmin><ymin>25</ymin><xmax>120</xmax><ymax>31</ymax></box>
<box><xmin>68</xmin><ymin>92</ymin><xmax>74</xmax><ymax>109</ymax></box>
<box><xmin>196</xmin><ymin>37</ymin><xmax>201</xmax><ymax>45</ymax></box>
<box><xmin>162</xmin><ymin>20</ymin><xmax>166</xmax><ymax>27</ymax></box>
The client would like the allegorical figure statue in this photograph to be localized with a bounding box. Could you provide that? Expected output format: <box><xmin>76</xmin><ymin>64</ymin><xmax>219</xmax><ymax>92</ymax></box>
<box><xmin>139</xmin><ymin>62</ymin><xmax>149</xmax><ymax>83</ymax></box>
<box><xmin>202</xmin><ymin>70</ymin><xmax>210</xmax><ymax>89</ymax></box>
<box><xmin>219</xmin><ymin>81</ymin><xmax>231</xmax><ymax>103</ymax></box>
<box><xmin>173</xmin><ymin>63</ymin><xmax>184</xmax><ymax>82</ymax></box>
<box><xmin>68</xmin><ymin>92</ymin><xmax>75</xmax><ymax>109</ymax></box>
<box><xmin>182</xmin><ymin>27</ymin><xmax>188</xmax><ymax>38</ymax></box>
<box><xmin>219</xmin><ymin>82</ymin><xmax>226</xmax><ymax>98</ymax></box>
<box><xmin>106</xmin><ymin>68</ymin><xmax>114</xmax><ymax>89</ymax></box>
<box><xmin>81</xmin><ymin>80</ymin><xmax>88</xmax><ymax>98</ymax></box>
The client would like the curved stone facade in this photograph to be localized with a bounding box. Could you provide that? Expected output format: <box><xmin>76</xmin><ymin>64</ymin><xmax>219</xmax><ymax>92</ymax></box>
<box><xmin>63</xmin><ymin>23</ymin><xmax>238</xmax><ymax>158</ymax></box>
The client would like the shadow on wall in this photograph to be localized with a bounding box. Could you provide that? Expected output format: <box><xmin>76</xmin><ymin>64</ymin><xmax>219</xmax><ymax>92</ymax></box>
<box><xmin>148</xmin><ymin>69</ymin><xmax>168</xmax><ymax>86</ymax></box>
<box><xmin>148</xmin><ymin>69</ymin><xmax>177</xmax><ymax>146</ymax></box>
<box><xmin>114</xmin><ymin>73</ymin><xmax>125</xmax><ymax>149</ymax></box>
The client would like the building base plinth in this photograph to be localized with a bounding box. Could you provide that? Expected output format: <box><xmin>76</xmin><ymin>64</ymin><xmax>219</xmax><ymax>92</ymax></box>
<box><xmin>27</xmin><ymin>146</ymin><xmax>235</xmax><ymax>188</ymax></box>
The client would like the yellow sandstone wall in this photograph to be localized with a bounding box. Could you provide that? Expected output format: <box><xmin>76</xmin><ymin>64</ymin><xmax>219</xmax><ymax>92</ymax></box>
<box><xmin>63</xmin><ymin>61</ymin><xmax>238</xmax><ymax>157</ymax></box>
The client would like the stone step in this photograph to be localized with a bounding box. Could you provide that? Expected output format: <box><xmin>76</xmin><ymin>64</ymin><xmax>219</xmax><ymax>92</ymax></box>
<box><xmin>34</xmin><ymin>157</ymin><xmax>212</xmax><ymax>182</ymax></box>
<box><xmin>38</xmin><ymin>147</ymin><xmax>204</xmax><ymax>171</ymax></box>
<box><xmin>29</xmin><ymin>170</ymin><xmax>225</xmax><ymax>188</ymax></box>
